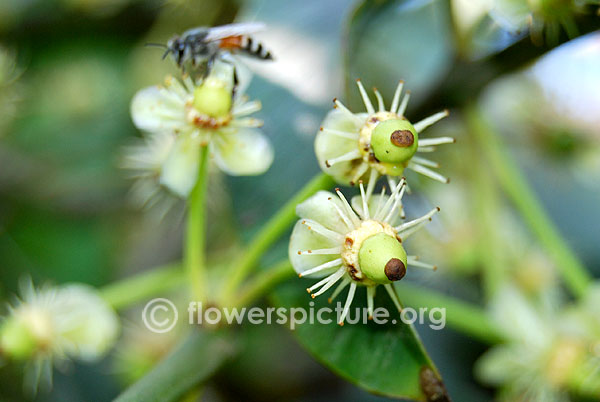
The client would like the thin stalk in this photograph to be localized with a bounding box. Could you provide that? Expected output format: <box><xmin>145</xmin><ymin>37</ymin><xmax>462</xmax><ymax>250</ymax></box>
<box><xmin>466</xmin><ymin>105</ymin><xmax>592</xmax><ymax>298</ymax></box>
<box><xmin>100</xmin><ymin>263</ymin><xmax>184</xmax><ymax>310</ymax></box>
<box><xmin>397</xmin><ymin>283</ymin><xmax>504</xmax><ymax>344</ymax></box>
<box><xmin>186</xmin><ymin>145</ymin><xmax>211</xmax><ymax>302</ymax></box>
<box><xmin>233</xmin><ymin>260</ymin><xmax>295</xmax><ymax>308</ymax></box>
<box><xmin>221</xmin><ymin>173</ymin><xmax>334</xmax><ymax>302</ymax></box>
<box><xmin>469</xmin><ymin>137</ymin><xmax>505</xmax><ymax>299</ymax></box>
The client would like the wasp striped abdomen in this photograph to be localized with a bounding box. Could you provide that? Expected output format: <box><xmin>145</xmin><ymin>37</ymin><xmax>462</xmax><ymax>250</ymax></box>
<box><xmin>219</xmin><ymin>36</ymin><xmax>273</xmax><ymax>60</ymax></box>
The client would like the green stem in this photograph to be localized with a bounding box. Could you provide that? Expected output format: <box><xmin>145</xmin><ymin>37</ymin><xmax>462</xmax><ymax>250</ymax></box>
<box><xmin>100</xmin><ymin>263</ymin><xmax>184</xmax><ymax>310</ymax></box>
<box><xmin>186</xmin><ymin>145</ymin><xmax>211</xmax><ymax>302</ymax></box>
<box><xmin>466</xmin><ymin>105</ymin><xmax>592</xmax><ymax>298</ymax></box>
<box><xmin>469</xmin><ymin>137</ymin><xmax>505</xmax><ymax>299</ymax></box>
<box><xmin>221</xmin><ymin>173</ymin><xmax>334</xmax><ymax>302</ymax></box>
<box><xmin>397</xmin><ymin>283</ymin><xmax>504</xmax><ymax>344</ymax></box>
<box><xmin>232</xmin><ymin>260</ymin><xmax>295</xmax><ymax>307</ymax></box>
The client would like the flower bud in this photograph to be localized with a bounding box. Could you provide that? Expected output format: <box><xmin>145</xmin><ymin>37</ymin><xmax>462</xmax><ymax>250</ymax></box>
<box><xmin>358</xmin><ymin>232</ymin><xmax>407</xmax><ymax>284</ymax></box>
<box><xmin>370</xmin><ymin>119</ymin><xmax>418</xmax><ymax>164</ymax></box>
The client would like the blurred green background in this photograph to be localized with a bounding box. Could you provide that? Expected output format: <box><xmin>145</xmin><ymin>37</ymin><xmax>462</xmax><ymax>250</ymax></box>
<box><xmin>0</xmin><ymin>0</ymin><xmax>598</xmax><ymax>400</ymax></box>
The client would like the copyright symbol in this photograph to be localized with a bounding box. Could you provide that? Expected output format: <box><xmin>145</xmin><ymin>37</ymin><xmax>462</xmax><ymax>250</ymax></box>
<box><xmin>142</xmin><ymin>298</ymin><xmax>178</xmax><ymax>333</ymax></box>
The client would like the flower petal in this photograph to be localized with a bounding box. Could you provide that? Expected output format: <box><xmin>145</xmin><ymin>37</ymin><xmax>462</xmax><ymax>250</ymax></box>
<box><xmin>52</xmin><ymin>284</ymin><xmax>119</xmax><ymax>361</ymax></box>
<box><xmin>211</xmin><ymin>127</ymin><xmax>273</xmax><ymax>176</ymax></box>
<box><xmin>131</xmin><ymin>86</ymin><xmax>187</xmax><ymax>132</ymax></box>
<box><xmin>289</xmin><ymin>220</ymin><xmax>341</xmax><ymax>277</ymax></box>
<box><xmin>160</xmin><ymin>134</ymin><xmax>200</xmax><ymax>197</ymax></box>
<box><xmin>296</xmin><ymin>191</ymin><xmax>350</xmax><ymax>234</ymax></box>
<box><xmin>315</xmin><ymin>109</ymin><xmax>367</xmax><ymax>185</ymax></box>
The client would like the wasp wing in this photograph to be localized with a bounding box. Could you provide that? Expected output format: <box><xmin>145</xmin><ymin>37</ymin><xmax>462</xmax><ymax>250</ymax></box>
<box><xmin>203</xmin><ymin>22</ymin><xmax>266</xmax><ymax>42</ymax></box>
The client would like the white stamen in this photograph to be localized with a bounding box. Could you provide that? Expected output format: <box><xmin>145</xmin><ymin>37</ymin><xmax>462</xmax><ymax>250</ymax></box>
<box><xmin>397</xmin><ymin>220</ymin><xmax>428</xmax><ymax>240</ymax></box>
<box><xmin>301</xmin><ymin>219</ymin><xmax>344</xmax><ymax>242</ymax></box>
<box><xmin>356</xmin><ymin>80</ymin><xmax>375</xmax><ymax>114</ymax></box>
<box><xmin>375</xmin><ymin>178</ymin><xmax>405</xmax><ymax>221</ymax></box>
<box><xmin>373</xmin><ymin>88</ymin><xmax>385</xmax><ymax>112</ymax></box>
<box><xmin>391</xmin><ymin>80</ymin><xmax>404</xmax><ymax>114</ymax></box>
<box><xmin>321</xmin><ymin>127</ymin><xmax>359</xmax><ymax>140</ymax></box>
<box><xmin>325</xmin><ymin>149</ymin><xmax>361</xmax><ymax>168</ymax></box>
<box><xmin>328</xmin><ymin>277</ymin><xmax>351</xmax><ymax>303</ymax></box>
<box><xmin>307</xmin><ymin>274</ymin><xmax>336</xmax><ymax>293</ymax></box>
<box><xmin>365</xmin><ymin>169</ymin><xmax>379</xmax><ymax>200</ymax></box>
<box><xmin>408</xmin><ymin>162</ymin><xmax>449</xmax><ymax>183</ymax></box>
<box><xmin>418</xmin><ymin>137</ymin><xmax>455</xmax><ymax>147</ymax></box>
<box><xmin>367</xmin><ymin>286</ymin><xmax>375</xmax><ymax>318</ymax></box>
<box><xmin>334</xmin><ymin>99</ymin><xmax>364</xmax><ymax>125</ymax></box>
<box><xmin>339</xmin><ymin>282</ymin><xmax>357</xmax><ymax>325</ymax></box>
<box><xmin>373</xmin><ymin>186</ymin><xmax>387</xmax><ymax>218</ymax></box>
<box><xmin>230</xmin><ymin>117</ymin><xmax>263</xmax><ymax>128</ymax></box>
<box><xmin>395</xmin><ymin>207</ymin><xmax>439</xmax><ymax>233</ymax></box>
<box><xmin>300</xmin><ymin>258</ymin><xmax>343</xmax><ymax>277</ymax></box>
<box><xmin>407</xmin><ymin>256</ymin><xmax>437</xmax><ymax>270</ymax></box>
<box><xmin>297</xmin><ymin>247</ymin><xmax>343</xmax><ymax>255</ymax></box>
<box><xmin>350</xmin><ymin>162</ymin><xmax>369</xmax><ymax>185</ymax></box>
<box><xmin>397</xmin><ymin>92</ymin><xmax>411</xmax><ymax>116</ymax></box>
<box><xmin>384</xmin><ymin>182</ymin><xmax>407</xmax><ymax>223</ymax></box>
<box><xmin>411</xmin><ymin>156</ymin><xmax>439</xmax><ymax>168</ymax></box>
<box><xmin>417</xmin><ymin>146</ymin><xmax>436</xmax><ymax>153</ymax></box>
<box><xmin>329</xmin><ymin>198</ymin><xmax>354</xmax><ymax>230</ymax></box>
<box><xmin>165</xmin><ymin>76</ymin><xmax>189</xmax><ymax>99</ymax></box>
<box><xmin>384</xmin><ymin>284</ymin><xmax>403</xmax><ymax>313</ymax></box>
<box><xmin>359</xmin><ymin>181</ymin><xmax>370</xmax><ymax>220</ymax></box>
<box><xmin>414</xmin><ymin>110</ymin><xmax>449</xmax><ymax>133</ymax></box>
<box><xmin>232</xmin><ymin>100</ymin><xmax>261</xmax><ymax>117</ymax></box>
<box><xmin>311</xmin><ymin>267</ymin><xmax>346</xmax><ymax>297</ymax></box>
<box><xmin>335</xmin><ymin>189</ymin><xmax>361</xmax><ymax>228</ymax></box>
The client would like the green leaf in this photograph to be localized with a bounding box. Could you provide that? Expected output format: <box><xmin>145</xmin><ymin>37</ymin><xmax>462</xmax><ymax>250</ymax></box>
<box><xmin>345</xmin><ymin>0</ymin><xmax>455</xmax><ymax>110</ymax></box>
<box><xmin>114</xmin><ymin>330</ymin><xmax>235</xmax><ymax>402</ymax></box>
<box><xmin>270</xmin><ymin>279</ymin><xmax>444</xmax><ymax>400</ymax></box>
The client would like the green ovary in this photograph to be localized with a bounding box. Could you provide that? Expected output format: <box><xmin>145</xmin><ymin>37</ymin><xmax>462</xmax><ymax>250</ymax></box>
<box><xmin>193</xmin><ymin>78</ymin><xmax>232</xmax><ymax>118</ymax></box>
<box><xmin>371</xmin><ymin>119</ymin><xmax>418</xmax><ymax>165</ymax></box>
<box><xmin>358</xmin><ymin>233</ymin><xmax>407</xmax><ymax>284</ymax></box>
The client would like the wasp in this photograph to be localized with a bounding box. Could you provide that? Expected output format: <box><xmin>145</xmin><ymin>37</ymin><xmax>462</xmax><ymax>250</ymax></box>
<box><xmin>148</xmin><ymin>22</ymin><xmax>273</xmax><ymax>77</ymax></box>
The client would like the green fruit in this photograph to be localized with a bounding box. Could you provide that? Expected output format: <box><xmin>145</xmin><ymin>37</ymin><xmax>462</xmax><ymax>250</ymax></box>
<box><xmin>371</xmin><ymin>119</ymin><xmax>418</xmax><ymax>164</ymax></box>
<box><xmin>358</xmin><ymin>233</ymin><xmax>407</xmax><ymax>284</ymax></box>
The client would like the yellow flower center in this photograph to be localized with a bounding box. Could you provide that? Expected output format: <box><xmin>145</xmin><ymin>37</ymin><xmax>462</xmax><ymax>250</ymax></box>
<box><xmin>187</xmin><ymin>76</ymin><xmax>233</xmax><ymax>129</ymax></box>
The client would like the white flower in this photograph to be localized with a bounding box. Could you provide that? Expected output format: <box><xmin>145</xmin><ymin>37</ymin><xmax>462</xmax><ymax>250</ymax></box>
<box><xmin>130</xmin><ymin>60</ymin><xmax>274</xmax><ymax>197</ymax></box>
<box><xmin>288</xmin><ymin>180</ymin><xmax>439</xmax><ymax>325</ymax></box>
<box><xmin>0</xmin><ymin>281</ymin><xmax>120</xmax><ymax>392</ymax></box>
<box><xmin>315</xmin><ymin>80</ymin><xmax>454</xmax><ymax>197</ymax></box>
<box><xmin>121</xmin><ymin>130</ymin><xmax>180</xmax><ymax>218</ymax></box>
<box><xmin>476</xmin><ymin>284</ymin><xmax>600</xmax><ymax>401</ymax></box>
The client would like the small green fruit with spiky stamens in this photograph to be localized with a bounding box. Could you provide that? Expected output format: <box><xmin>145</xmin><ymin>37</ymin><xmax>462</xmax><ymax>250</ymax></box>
<box><xmin>370</xmin><ymin>119</ymin><xmax>418</xmax><ymax>164</ymax></box>
<box><xmin>358</xmin><ymin>232</ymin><xmax>407</xmax><ymax>284</ymax></box>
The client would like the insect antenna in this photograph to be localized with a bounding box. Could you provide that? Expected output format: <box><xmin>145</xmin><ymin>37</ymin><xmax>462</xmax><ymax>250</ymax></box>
<box><xmin>144</xmin><ymin>42</ymin><xmax>168</xmax><ymax>48</ymax></box>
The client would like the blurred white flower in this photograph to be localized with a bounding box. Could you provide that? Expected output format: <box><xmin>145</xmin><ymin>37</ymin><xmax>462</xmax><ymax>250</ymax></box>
<box><xmin>130</xmin><ymin>60</ymin><xmax>273</xmax><ymax>197</ymax></box>
<box><xmin>476</xmin><ymin>284</ymin><xmax>600</xmax><ymax>401</ymax></box>
<box><xmin>489</xmin><ymin>0</ymin><xmax>596</xmax><ymax>44</ymax></box>
<box><xmin>315</xmin><ymin>80</ymin><xmax>453</xmax><ymax>198</ymax></box>
<box><xmin>0</xmin><ymin>280</ymin><xmax>120</xmax><ymax>392</ymax></box>
<box><xmin>289</xmin><ymin>180</ymin><xmax>439</xmax><ymax>324</ymax></box>
<box><xmin>121</xmin><ymin>130</ymin><xmax>180</xmax><ymax>219</ymax></box>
